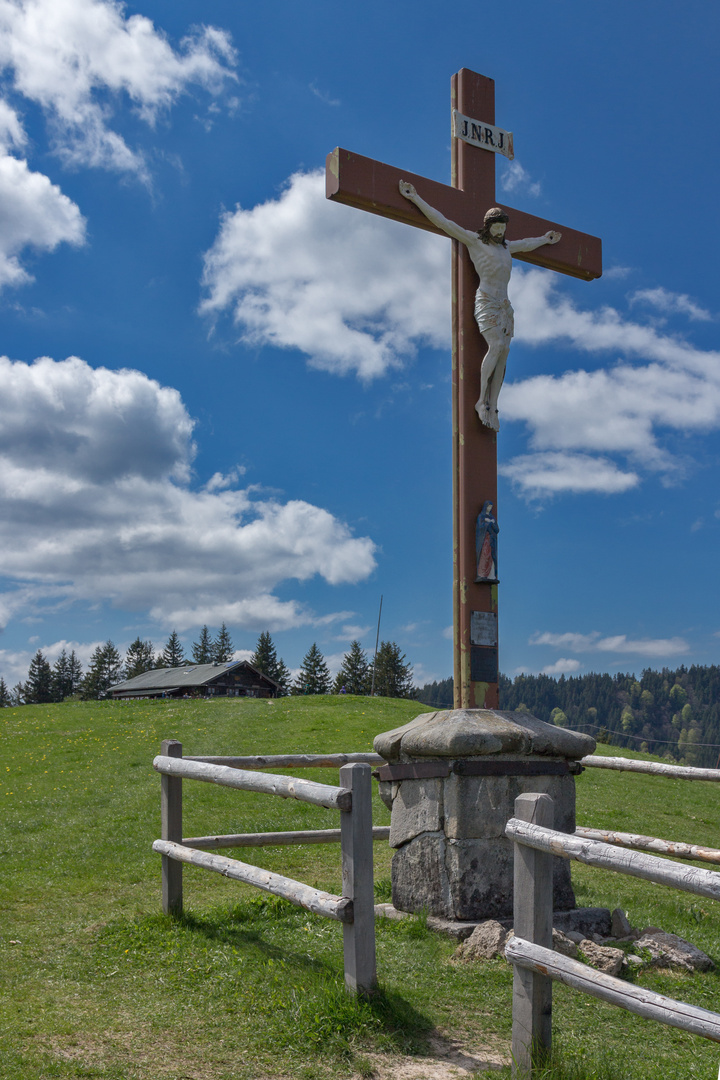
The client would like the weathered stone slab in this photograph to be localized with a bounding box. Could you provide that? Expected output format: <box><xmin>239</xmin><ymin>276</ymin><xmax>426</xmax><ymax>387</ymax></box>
<box><xmin>444</xmin><ymin>767</ymin><xmax>576</xmax><ymax>839</ymax></box>
<box><xmin>388</xmin><ymin>777</ymin><xmax>443</xmax><ymax>848</ymax></box>
<box><xmin>611</xmin><ymin>907</ymin><xmax>634</xmax><ymax>939</ymax></box>
<box><xmin>374</xmin><ymin>708</ymin><xmax>595</xmax><ymax>762</ymax></box>
<box><xmin>453</xmin><ymin>919</ymin><xmax>510</xmax><ymax>961</ymax></box>
<box><xmin>552</xmin><ymin>928</ymin><xmax>579</xmax><ymax>958</ymax></box>
<box><xmin>578</xmin><ymin>939</ymin><xmax>625</xmax><ymax>976</ymax></box>
<box><xmin>635</xmin><ymin>930</ymin><xmax>714</xmax><ymax>972</ymax></box>
<box><xmin>547</xmin><ymin>907</ymin><xmax>612</xmax><ymax>939</ymax></box>
<box><xmin>391</xmin><ymin>833</ymin><xmax>453</xmax><ymax>918</ymax></box>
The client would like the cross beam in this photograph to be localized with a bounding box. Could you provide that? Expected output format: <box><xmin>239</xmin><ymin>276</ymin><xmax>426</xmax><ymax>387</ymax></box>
<box><xmin>327</xmin><ymin>69</ymin><xmax>601</xmax><ymax>710</ymax></box>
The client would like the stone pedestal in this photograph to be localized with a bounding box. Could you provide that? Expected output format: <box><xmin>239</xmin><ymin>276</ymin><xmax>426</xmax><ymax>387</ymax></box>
<box><xmin>373</xmin><ymin>709</ymin><xmax>595</xmax><ymax>922</ymax></box>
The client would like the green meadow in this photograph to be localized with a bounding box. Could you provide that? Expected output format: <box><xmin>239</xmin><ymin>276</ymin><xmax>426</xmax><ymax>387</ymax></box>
<box><xmin>2</xmin><ymin>695</ymin><xmax>720</xmax><ymax>1079</ymax></box>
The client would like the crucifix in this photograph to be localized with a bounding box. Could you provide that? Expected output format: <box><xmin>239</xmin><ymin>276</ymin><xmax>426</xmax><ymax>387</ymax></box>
<box><xmin>327</xmin><ymin>69</ymin><xmax>601</xmax><ymax>711</ymax></box>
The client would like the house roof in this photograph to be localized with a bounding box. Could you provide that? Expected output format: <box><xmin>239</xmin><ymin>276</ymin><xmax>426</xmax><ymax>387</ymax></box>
<box><xmin>110</xmin><ymin>660</ymin><xmax>282</xmax><ymax>695</ymax></box>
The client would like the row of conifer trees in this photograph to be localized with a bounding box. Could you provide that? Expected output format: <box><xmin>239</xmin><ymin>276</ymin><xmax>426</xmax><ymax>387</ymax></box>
<box><xmin>0</xmin><ymin>628</ymin><xmax>415</xmax><ymax>704</ymax></box>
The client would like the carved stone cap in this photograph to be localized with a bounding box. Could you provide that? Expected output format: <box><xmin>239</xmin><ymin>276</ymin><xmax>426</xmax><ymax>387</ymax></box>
<box><xmin>373</xmin><ymin>708</ymin><xmax>596</xmax><ymax>763</ymax></box>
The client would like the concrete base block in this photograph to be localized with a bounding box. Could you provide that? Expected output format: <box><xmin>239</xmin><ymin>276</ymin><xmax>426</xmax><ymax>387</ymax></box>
<box><xmin>391</xmin><ymin>833</ymin><xmax>453</xmax><ymax>918</ymax></box>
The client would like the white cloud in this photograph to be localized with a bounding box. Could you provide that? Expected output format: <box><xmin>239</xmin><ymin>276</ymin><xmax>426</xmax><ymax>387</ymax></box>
<box><xmin>0</xmin><ymin>0</ymin><xmax>237</xmax><ymax>176</ymax></box>
<box><xmin>442</xmin><ymin>624</ymin><xmax>453</xmax><ymax>640</ymax></box>
<box><xmin>500</xmin><ymin>268</ymin><xmax>720</xmax><ymax>487</ymax></box>
<box><xmin>542</xmin><ymin>658</ymin><xmax>581</xmax><ymax>676</ymax></box>
<box><xmin>630</xmin><ymin>287</ymin><xmax>712</xmax><ymax>322</ymax></box>
<box><xmin>0</xmin><ymin>637</ymin><xmax>104</xmax><ymax>687</ymax></box>
<box><xmin>202</xmin><ymin>168</ymin><xmax>720</xmax><ymax>494</ymax></box>
<box><xmin>200</xmin><ymin>169</ymin><xmax>448</xmax><ymax>381</ymax></box>
<box><xmin>0</xmin><ymin>355</ymin><xmax>377</xmax><ymax>635</ymax></box>
<box><xmin>531</xmin><ymin>630</ymin><xmax>689</xmax><ymax>658</ymax></box>
<box><xmin>309</xmin><ymin>82</ymin><xmax>340</xmax><ymax>107</ymax></box>
<box><xmin>499</xmin><ymin>159</ymin><xmax>541</xmax><ymax>198</ymax></box>
<box><xmin>0</xmin><ymin>98</ymin><xmax>26</xmax><ymax>149</ymax></box>
<box><xmin>0</xmin><ymin>144</ymin><xmax>86</xmax><ymax>287</ymax></box>
<box><xmin>332</xmin><ymin>623</ymin><xmax>371</xmax><ymax>642</ymax></box>
<box><xmin>499</xmin><ymin>451</ymin><xmax>638</xmax><ymax>497</ymax></box>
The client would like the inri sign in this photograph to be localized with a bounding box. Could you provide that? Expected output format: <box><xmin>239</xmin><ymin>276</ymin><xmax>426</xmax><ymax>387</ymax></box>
<box><xmin>452</xmin><ymin>109</ymin><xmax>514</xmax><ymax>160</ymax></box>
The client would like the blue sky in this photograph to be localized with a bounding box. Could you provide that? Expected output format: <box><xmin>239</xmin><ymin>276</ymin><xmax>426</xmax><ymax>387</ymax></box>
<box><xmin>1</xmin><ymin>0</ymin><xmax>719</xmax><ymax>689</ymax></box>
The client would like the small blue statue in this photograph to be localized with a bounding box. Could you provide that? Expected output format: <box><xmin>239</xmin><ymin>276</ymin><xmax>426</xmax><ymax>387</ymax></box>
<box><xmin>475</xmin><ymin>501</ymin><xmax>499</xmax><ymax>583</ymax></box>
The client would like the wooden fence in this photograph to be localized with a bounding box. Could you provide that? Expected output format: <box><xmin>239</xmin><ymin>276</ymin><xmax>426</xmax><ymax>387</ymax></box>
<box><xmin>152</xmin><ymin>741</ymin><xmax>386</xmax><ymax>995</ymax></box>
<box><xmin>580</xmin><ymin>754</ymin><xmax>720</xmax><ymax>782</ymax></box>
<box><xmin>504</xmin><ymin>793</ymin><xmax>720</xmax><ymax>1077</ymax></box>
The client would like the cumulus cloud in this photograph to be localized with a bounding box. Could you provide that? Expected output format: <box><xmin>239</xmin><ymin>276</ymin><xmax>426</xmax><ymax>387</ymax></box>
<box><xmin>0</xmin><ymin>0</ymin><xmax>237</xmax><ymax>176</ymax></box>
<box><xmin>499</xmin><ymin>452</ymin><xmax>638</xmax><ymax>498</ymax></box>
<box><xmin>0</xmin><ymin>143</ymin><xmax>86</xmax><ymax>287</ymax></box>
<box><xmin>542</xmin><ymin>658</ymin><xmax>581</xmax><ymax>676</ymax></box>
<box><xmin>0</xmin><ymin>355</ymin><xmax>376</xmax><ymax>634</ymax></box>
<box><xmin>629</xmin><ymin>287</ymin><xmax>713</xmax><ymax>322</ymax></box>
<box><xmin>531</xmin><ymin>630</ymin><xmax>689</xmax><ymax>659</ymax></box>
<box><xmin>499</xmin><ymin>159</ymin><xmax>541</xmax><ymax>198</ymax></box>
<box><xmin>500</xmin><ymin>268</ymin><xmax>720</xmax><ymax>491</ymax></box>
<box><xmin>200</xmin><ymin>169</ymin><xmax>448</xmax><ymax>381</ymax></box>
<box><xmin>201</xmin><ymin>168</ymin><xmax>720</xmax><ymax>494</ymax></box>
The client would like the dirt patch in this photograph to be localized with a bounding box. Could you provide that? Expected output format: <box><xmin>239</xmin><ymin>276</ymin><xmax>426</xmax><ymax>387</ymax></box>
<box><xmin>363</xmin><ymin>1033</ymin><xmax>509</xmax><ymax>1079</ymax></box>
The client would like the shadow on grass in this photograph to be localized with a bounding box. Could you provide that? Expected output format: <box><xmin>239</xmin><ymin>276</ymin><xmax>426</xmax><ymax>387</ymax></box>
<box><xmin>96</xmin><ymin>900</ymin><xmax>435</xmax><ymax>1058</ymax></box>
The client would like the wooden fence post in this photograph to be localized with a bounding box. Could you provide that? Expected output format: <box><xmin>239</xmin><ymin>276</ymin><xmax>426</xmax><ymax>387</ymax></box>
<box><xmin>161</xmin><ymin>739</ymin><xmax>183</xmax><ymax>917</ymax></box>
<box><xmin>512</xmin><ymin>792</ymin><xmax>554</xmax><ymax>1077</ymax></box>
<box><xmin>339</xmin><ymin>762</ymin><xmax>377</xmax><ymax>995</ymax></box>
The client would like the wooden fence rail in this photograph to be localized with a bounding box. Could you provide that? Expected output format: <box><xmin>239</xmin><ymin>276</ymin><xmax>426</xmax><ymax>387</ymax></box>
<box><xmin>580</xmin><ymin>755</ymin><xmax>720</xmax><ymax>782</ymax></box>
<box><xmin>152</xmin><ymin>839</ymin><xmax>353</xmax><ymax>921</ymax></box>
<box><xmin>153</xmin><ymin>754</ymin><xmax>351</xmax><ymax>810</ymax></box>
<box><xmin>186</xmin><ymin>753</ymin><xmax>385</xmax><ymax>769</ymax></box>
<box><xmin>574</xmin><ymin>826</ymin><xmax>720</xmax><ymax>866</ymax></box>
<box><xmin>505</xmin><ymin>817</ymin><xmax>720</xmax><ymax>902</ymax></box>
<box><xmin>506</xmin><ymin>936</ymin><xmax>720</xmax><ymax>1043</ymax></box>
<box><xmin>153</xmin><ymin>740</ymin><xmax>377</xmax><ymax>995</ymax></box>
<box><xmin>183</xmin><ymin>826</ymin><xmax>391</xmax><ymax>850</ymax></box>
<box><xmin>505</xmin><ymin>793</ymin><xmax>720</xmax><ymax>1077</ymax></box>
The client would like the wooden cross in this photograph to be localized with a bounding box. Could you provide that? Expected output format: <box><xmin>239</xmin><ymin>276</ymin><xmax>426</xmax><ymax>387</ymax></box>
<box><xmin>326</xmin><ymin>69</ymin><xmax>601</xmax><ymax>710</ymax></box>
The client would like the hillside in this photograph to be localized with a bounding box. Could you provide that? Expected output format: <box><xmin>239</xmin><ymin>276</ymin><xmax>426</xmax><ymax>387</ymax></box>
<box><xmin>2</xmin><ymin>695</ymin><xmax>720</xmax><ymax>1079</ymax></box>
<box><xmin>416</xmin><ymin>666</ymin><xmax>720</xmax><ymax>768</ymax></box>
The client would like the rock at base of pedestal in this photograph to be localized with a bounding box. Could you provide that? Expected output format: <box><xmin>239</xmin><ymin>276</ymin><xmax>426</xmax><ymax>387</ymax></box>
<box><xmin>391</xmin><ymin>832</ymin><xmax>575</xmax><ymax>921</ymax></box>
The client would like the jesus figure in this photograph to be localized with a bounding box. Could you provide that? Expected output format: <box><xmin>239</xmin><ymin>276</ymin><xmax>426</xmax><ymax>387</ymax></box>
<box><xmin>399</xmin><ymin>180</ymin><xmax>561</xmax><ymax>431</ymax></box>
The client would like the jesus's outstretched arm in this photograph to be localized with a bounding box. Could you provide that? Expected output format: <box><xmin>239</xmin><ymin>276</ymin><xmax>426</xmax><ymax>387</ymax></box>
<box><xmin>399</xmin><ymin>180</ymin><xmax>476</xmax><ymax>246</ymax></box>
<box><xmin>507</xmin><ymin>231</ymin><xmax>561</xmax><ymax>254</ymax></box>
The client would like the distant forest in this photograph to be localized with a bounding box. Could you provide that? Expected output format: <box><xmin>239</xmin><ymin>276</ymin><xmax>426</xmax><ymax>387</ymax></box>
<box><xmin>415</xmin><ymin>666</ymin><xmax>720</xmax><ymax>769</ymax></box>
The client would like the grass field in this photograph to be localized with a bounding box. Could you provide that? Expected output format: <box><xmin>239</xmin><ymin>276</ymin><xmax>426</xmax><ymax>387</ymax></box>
<box><xmin>2</xmin><ymin>695</ymin><xmax>720</xmax><ymax>1079</ymax></box>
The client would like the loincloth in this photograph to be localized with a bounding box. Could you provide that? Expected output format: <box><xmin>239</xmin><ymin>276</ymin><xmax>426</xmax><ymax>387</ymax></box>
<box><xmin>474</xmin><ymin>290</ymin><xmax>514</xmax><ymax>338</ymax></box>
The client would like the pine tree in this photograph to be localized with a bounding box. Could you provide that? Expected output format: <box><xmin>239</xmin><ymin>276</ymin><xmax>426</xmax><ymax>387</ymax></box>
<box><xmin>81</xmin><ymin>641</ymin><xmax>123</xmax><ymax>699</ymax></box>
<box><xmin>25</xmin><ymin>650</ymin><xmax>54</xmax><ymax>704</ymax></box>
<box><xmin>292</xmin><ymin>643</ymin><xmax>331</xmax><ymax>695</ymax></box>
<box><xmin>251</xmin><ymin>631</ymin><xmax>279</xmax><ymax>678</ymax></box>
<box><xmin>212</xmin><ymin>623</ymin><xmax>234</xmax><ymax>663</ymax></box>
<box><xmin>68</xmin><ymin>651</ymin><xmax>83</xmax><ymax>696</ymax></box>
<box><xmin>333</xmin><ymin>640</ymin><xmax>370</xmax><ymax>695</ymax></box>
<box><xmin>275</xmin><ymin>659</ymin><xmax>292</xmax><ymax>696</ymax></box>
<box><xmin>51</xmin><ymin>648</ymin><xmax>74</xmax><ymax>701</ymax></box>
<box><xmin>124</xmin><ymin>637</ymin><xmax>155</xmax><ymax>679</ymax></box>
<box><xmin>0</xmin><ymin>677</ymin><xmax>10</xmax><ymax>707</ymax></box>
<box><xmin>160</xmin><ymin>631</ymin><xmax>185</xmax><ymax>668</ymax></box>
<box><xmin>371</xmin><ymin>641</ymin><xmax>414</xmax><ymax>698</ymax></box>
<box><xmin>191</xmin><ymin>625</ymin><xmax>213</xmax><ymax>664</ymax></box>
<box><xmin>12</xmin><ymin>681</ymin><xmax>26</xmax><ymax>705</ymax></box>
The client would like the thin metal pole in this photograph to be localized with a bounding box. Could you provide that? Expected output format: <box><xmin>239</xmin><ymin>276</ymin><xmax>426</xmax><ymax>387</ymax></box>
<box><xmin>369</xmin><ymin>595</ymin><xmax>383</xmax><ymax>697</ymax></box>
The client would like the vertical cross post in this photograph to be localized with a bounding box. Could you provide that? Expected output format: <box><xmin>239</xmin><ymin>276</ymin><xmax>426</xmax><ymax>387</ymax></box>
<box><xmin>511</xmin><ymin>792</ymin><xmax>554</xmax><ymax>1076</ymax></box>
<box><xmin>161</xmin><ymin>738</ymin><xmax>183</xmax><ymax>917</ymax></box>
<box><xmin>326</xmin><ymin>69</ymin><xmax>600</xmax><ymax>715</ymax></box>
<box><xmin>340</xmin><ymin>762</ymin><xmax>377</xmax><ymax>995</ymax></box>
<box><xmin>451</xmin><ymin>70</ymin><xmax>498</xmax><ymax>709</ymax></box>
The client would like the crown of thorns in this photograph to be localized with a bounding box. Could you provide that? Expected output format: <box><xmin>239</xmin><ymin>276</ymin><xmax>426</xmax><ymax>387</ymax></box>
<box><xmin>483</xmin><ymin>207</ymin><xmax>509</xmax><ymax>225</ymax></box>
